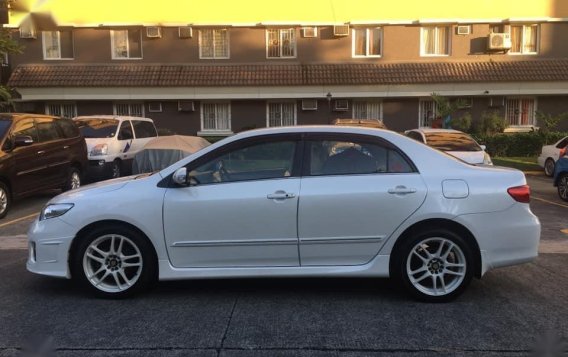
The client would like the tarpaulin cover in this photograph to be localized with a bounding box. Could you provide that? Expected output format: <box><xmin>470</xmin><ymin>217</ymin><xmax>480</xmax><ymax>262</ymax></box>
<box><xmin>132</xmin><ymin>135</ymin><xmax>210</xmax><ymax>174</ymax></box>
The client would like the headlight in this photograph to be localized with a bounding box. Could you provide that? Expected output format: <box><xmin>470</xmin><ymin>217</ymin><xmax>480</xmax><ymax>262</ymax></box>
<box><xmin>90</xmin><ymin>144</ymin><xmax>108</xmax><ymax>156</ymax></box>
<box><xmin>40</xmin><ymin>204</ymin><xmax>74</xmax><ymax>221</ymax></box>
<box><xmin>483</xmin><ymin>152</ymin><xmax>493</xmax><ymax>165</ymax></box>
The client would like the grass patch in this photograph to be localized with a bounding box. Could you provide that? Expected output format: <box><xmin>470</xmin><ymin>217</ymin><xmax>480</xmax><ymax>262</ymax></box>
<box><xmin>493</xmin><ymin>157</ymin><xmax>541</xmax><ymax>172</ymax></box>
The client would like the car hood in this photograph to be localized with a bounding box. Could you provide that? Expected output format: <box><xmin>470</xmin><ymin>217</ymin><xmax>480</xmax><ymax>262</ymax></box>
<box><xmin>446</xmin><ymin>150</ymin><xmax>486</xmax><ymax>164</ymax></box>
<box><xmin>49</xmin><ymin>176</ymin><xmax>135</xmax><ymax>204</ymax></box>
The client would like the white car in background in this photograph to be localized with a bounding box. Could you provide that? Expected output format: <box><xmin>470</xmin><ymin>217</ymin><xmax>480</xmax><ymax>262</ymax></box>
<box><xmin>27</xmin><ymin>126</ymin><xmax>539</xmax><ymax>302</ymax></box>
<box><xmin>74</xmin><ymin>116</ymin><xmax>158</xmax><ymax>179</ymax></box>
<box><xmin>537</xmin><ymin>136</ymin><xmax>568</xmax><ymax>176</ymax></box>
<box><xmin>405</xmin><ymin>128</ymin><xmax>492</xmax><ymax>165</ymax></box>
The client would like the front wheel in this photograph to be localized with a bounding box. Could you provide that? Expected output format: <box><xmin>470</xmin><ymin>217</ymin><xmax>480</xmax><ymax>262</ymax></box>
<box><xmin>0</xmin><ymin>182</ymin><xmax>10</xmax><ymax>219</ymax></box>
<box><xmin>544</xmin><ymin>158</ymin><xmax>555</xmax><ymax>177</ymax></box>
<box><xmin>558</xmin><ymin>173</ymin><xmax>568</xmax><ymax>202</ymax></box>
<box><xmin>71</xmin><ymin>225</ymin><xmax>156</xmax><ymax>298</ymax></box>
<box><xmin>111</xmin><ymin>160</ymin><xmax>121</xmax><ymax>179</ymax></box>
<box><xmin>393</xmin><ymin>229</ymin><xmax>474</xmax><ymax>302</ymax></box>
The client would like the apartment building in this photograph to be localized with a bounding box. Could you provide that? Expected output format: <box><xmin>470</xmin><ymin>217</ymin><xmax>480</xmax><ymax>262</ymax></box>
<box><xmin>5</xmin><ymin>0</ymin><xmax>568</xmax><ymax>135</ymax></box>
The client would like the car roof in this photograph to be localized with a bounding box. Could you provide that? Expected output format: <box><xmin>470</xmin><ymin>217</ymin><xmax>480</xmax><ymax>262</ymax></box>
<box><xmin>408</xmin><ymin>128</ymin><xmax>464</xmax><ymax>134</ymax></box>
<box><xmin>0</xmin><ymin>113</ymin><xmax>61</xmax><ymax>121</ymax></box>
<box><xmin>74</xmin><ymin>115</ymin><xmax>154</xmax><ymax>122</ymax></box>
<box><xmin>226</xmin><ymin>125</ymin><xmax>398</xmax><ymax>141</ymax></box>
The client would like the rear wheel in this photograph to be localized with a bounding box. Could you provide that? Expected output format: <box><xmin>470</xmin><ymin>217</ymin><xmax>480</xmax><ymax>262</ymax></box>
<box><xmin>558</xmin><ymin>173</ymin><xmax>568</xmax><ymax>202</ymax></box>
<box><xmin>0</xmin><ymin>182</ymin><xmax>10</xmax><ymax>219</ymax></box>
<box><xmin>71</xmin><ymin>224</ymin><xmax>157</xmax><ymax>298</ymax></box>
<box><xmin>393</xmin><ymin>228</ymin><xmax>474</xmax><ymax>302</ymax></box>
<box><xmin>62</xmin><ymin>167</ymin><xmax>81</xmax><ymax>192</ymax></box>
<box><xmin>545</xmin><ymin>158</ymin><xmax>555</xmax><ymax>177</ymax></box>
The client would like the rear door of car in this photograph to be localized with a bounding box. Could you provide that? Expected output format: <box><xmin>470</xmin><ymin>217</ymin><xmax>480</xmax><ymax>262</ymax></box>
<box><xmin>34</xmin><ymin>117</ymin><xmax>69</xmax><ymax>187</ymax></box>
<box><xmin>297</xmin><ymin>133</ymin><xmax>427</xmax><ymax>266</ymax></box>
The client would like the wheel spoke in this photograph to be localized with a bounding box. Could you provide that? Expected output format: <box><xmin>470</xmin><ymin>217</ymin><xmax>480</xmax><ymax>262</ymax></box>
<box><xmin>122</xmin><ymin>253</ymin><xmax>141</xmax><ymax>261</ymax></box>
<box><xmin>412</xmin><ymin>250</ymin><xmax>429</xmax><ymax>263</ymax></box>
<box><xmin>442</xmin><ymin>243</ymin><xmax>455</xmax><ymax>260</ymax></box>
<box><xmin>445</xmin><ymin>262</ymin><xmax>465</xmax><ymax>268</ymax></box>
<box><xmin>112</xmin><ymin>272</ymin><xmax>122</xmax><ymax>290</ymax></box>
<box><xmin>431</xmin><ymin>275</ymin><xmax>437</xmax><ymax>293</ymax></box>
<box><xmin>411</xmin><ymin>271</ymin><xmax>430</xmax><ymax>284</ymax></box>
<box><xmin>94</xmin><ymin>271</ymin><xmax>111</xmax><ymax>287</ymax></box>
<box><xmin>117</xmin><ymin>237</ymin><xmax>125</xmax><ymax>255</ymax></box>
<box><xmin>410</xmin><ymin>266</ymin><xmax>428</xmax><ymax>276</ymax></box>
<box><xmin>122</xmin><ymin>262</ymin><xmax>142</xmax><ymax>268</ymax></box>
<box><xmin>119</xmin><ymin>270</ymin><xmax>133</xmax><ymax>287</ymax></box>
<box><xmin>444</xmin><ymin>269</ymin><xmax>465</xmax><ymax>277</ymax></box>
<box><xmin>110</xmin><ymin>236</ymin><xmax>116</xmax><ymax>254</ymax></box>
<box><xmin>91</xmin><ymin>245</ymin><xmax>108</xmax><ymax>258</ymax></box>
<box><xmin>439</xmin><ymin>276</ymin><xmax>447</xmax><ymax>293</ymax></box>
<box><xmin>88</xmin><ymin>266</ymin><xmax>106</xmax><ymax>279</ymax></box>
<box><xmin>86</xmin><ymin>252</ymin><xmax>105</xmax><ymax>264</ymax></box>
<box><xmin>435</xmin><ymin>241</ymin><xmax>446</xmax><ymax>257</ymax></box>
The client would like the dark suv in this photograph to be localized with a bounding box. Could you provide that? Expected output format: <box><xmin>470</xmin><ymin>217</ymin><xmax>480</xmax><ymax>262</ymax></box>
<box><xmin>0</xmin><ymin>114</ymin><xmax>88</xmax><ymax>218</ymax></box>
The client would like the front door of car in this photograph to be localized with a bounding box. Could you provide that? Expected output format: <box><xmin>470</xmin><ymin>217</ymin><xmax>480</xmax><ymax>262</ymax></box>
<box><xmin>163</xmin><ymin>136</ymin><xmax>302</xmax><ymax>268</ymax></box>
<box><xmin>298</xmin><ymin>134</ymin><xmax>427</xmax><ymax>266</ymax></box>
<box><xmin>9</xmin><ymin>118</ymin><xmax>45</xmax><ymax>195</ymax></box>
<box><xmin>35</xmin><ymin>117</ymin><xmax>69</xmax><ymax>187</ymax></box>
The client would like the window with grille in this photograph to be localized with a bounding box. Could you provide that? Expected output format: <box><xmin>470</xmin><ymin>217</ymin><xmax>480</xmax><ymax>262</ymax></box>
<box><xmin>199</xmin><ymin>29</ymin><xmax>229</xmax><ymax>59</ymax></box>
<box><xmin>201</xmin><ymin>102</ymin><xmax>231</xmax><ymax>132</ymax></box>
<box><xmin>45</xmin><ymin>103</ymin><xmax>77</xmax><ymax>118</ymax></box>
<box><xmin>111</xmin><ymin>29</ymin><xmax>142</xmax><ymax>59</ymax></box>
<box><xmin>510</xmin><ymin>24</ymin><xmax>538</xmax><ymax>54</ymax></box>
<box><xmin>421</xmin><ymin>26</ymin><xmax>450</xmax><ymax>56</ymax></box>
<box><xmin>42</xmin><ymin>30</ymin><xmax>74</xmax><ymax>59</ymax></box>
<box><xmin>506</xmin><ymin>98</ymin><xmax>536</xmax><ymax>126</ymax></box>
<box><xmin>418</xmin><ymin>100</ymin><xmax>439</xmax><ymax>127</ymax></box>
<box><xmin>114</xmin><ymin>103</ymin><xmax>144</xmax><ymax>117</ymax></box>
<box><xmin>267</xmin><ymin>102</ymin><xmax>296</xmax><ymax>127</ymax></box>
<box><xmin>352</xmin><ymin>101</ymin><xmax>383</xmax><ymax>120</ymax></box>
<box><xmin>352</xmin><ymin>28</ymin><xmax>382</xmax><ymax>57</ymax></box>
<box><xmin>266</xmin><ymin>29</ymin><xmax>296</xmax><ymax>58</ymax></box>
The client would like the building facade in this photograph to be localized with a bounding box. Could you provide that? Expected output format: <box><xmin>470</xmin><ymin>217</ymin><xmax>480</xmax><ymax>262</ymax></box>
<box><xmin>5</xmin><ymin>0</ymin><xmax>568</xmax><ymax>135</ymax></box>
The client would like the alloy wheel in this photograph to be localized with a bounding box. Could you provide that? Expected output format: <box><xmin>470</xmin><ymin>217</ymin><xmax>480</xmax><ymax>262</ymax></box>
<box><xmin>406</xmin><ymin>237</ymin><xmax>467</xmax><ymax>297</ymax></box>
<box><xmin>82</xmin><ymin>234</ymin><xmax>143</xmax><ymax>293</ymax></box>
<box><xmin>559</xmin><ymin>175</ymin><xmax>568</xmax><ymax>201</ymax></box>
<box><xmin>545</xmin><ymin>159</ymin><xmax>555</xmax><ymax>177</ymax></box>
<box><xmin>112</xmin><ymin>162</ymin><xmax>121</xmax><ymax>178</ymax></box>
<box><xmin>0</xmin><ymin>187</ymin><xmax>7</xmax><ymax>216</ymax></box>
<box><xmin>71</xmin><ymin>171</ymin><xmax>81</xmax><ymax>190</ymax></box>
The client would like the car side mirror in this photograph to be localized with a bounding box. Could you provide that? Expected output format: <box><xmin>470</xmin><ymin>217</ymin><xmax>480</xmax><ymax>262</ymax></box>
<box><xmin>14</xmin><ymin>135</ymin><xmax>34</xmax><ymax>147</ymax></box>
<box><xmin>480</xmin><ymin>145</ymin><xmax>487</xmax><ymax>151</ymax></box>
<box><xmin>172</xmin><ymin>167</ymin><xmax>188</xmax><ymax>186</ymax></box>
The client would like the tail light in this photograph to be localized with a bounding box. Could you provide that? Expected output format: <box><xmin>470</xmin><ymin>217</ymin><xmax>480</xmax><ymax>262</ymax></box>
<box><xmin>508</xmin><ymin>185</ymin><xmax>530</xmax><ymax>203</ymax></box>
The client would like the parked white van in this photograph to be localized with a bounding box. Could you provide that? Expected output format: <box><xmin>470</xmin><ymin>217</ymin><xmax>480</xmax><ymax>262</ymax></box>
<box><xmin>74</xmin><ymin>116</ymin><xmax>158</xmax><ymax>179</ymax></box>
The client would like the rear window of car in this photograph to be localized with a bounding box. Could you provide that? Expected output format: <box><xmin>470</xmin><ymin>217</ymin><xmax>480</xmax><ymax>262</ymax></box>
<box><xmin>75</xmin><ymin>118</ymin><xmax>119</xmax><ymax>138</ymax></box>
<box><xmin>56</xmin><ymin>119</ymin><xmax>80</xmax><ymax>138</ymax></box>
<box><xmin>36</xmin><ymin>118</ymin><xmax>62</xmax><ymax>142</ymax></box>
<box><xmin>132</xmin><ymin>120</ymin><xmax>157</xmax><ymax>138</ymax></box>
<box><xmin>424</xmin><ymin>132</ymin><xmax>481</xmax><ymax>152</ymax></box>
<box><xmin>0</xmin><ymin>119</ymin><xmax>11</xmax><ymax>140</ymax></box>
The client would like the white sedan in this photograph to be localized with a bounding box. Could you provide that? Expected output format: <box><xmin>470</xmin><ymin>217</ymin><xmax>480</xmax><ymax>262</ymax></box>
<box><xmin>537</xmin><ymin>136</ymin><xmax>568</xmax><ymax>176</ymax></box>
<box><xmin>405</xmin><ymin>128</ymin><xmax>492</xmax><ymax>165</ymax></box>
<box><xmin>27</xmin><ymin>126</ymin><xmax>540</xmax><ymax>302</ymax></box>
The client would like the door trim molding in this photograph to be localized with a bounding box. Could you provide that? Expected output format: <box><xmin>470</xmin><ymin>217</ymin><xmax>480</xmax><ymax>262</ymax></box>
<box><xmin>299</xmin><ymin>236</ymin><xmax>386</xmax><ymax>245</ymax></box>
<box><xmin>171</xmin><ymin>238</ymin><xmax>298</xmax><ymax>247</ymax></box>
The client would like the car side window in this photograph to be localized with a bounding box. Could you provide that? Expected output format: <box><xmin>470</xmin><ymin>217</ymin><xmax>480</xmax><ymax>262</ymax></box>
<box><xmin>556</xmin><ymin>138</ymin><xmax>568</xmax><ymax>149</ymax></box>
<box><xmin>132</xmin><ymin>120</ymin><xmax>157</xmax><ymax>139</ymax></box>
<box><xmin>35</xmin><ymin>118</ymin><xmax>62</xmax><ymax>143</ymax></box>
<box><xmin>308</xmin><ymin>140</ymin><xmax>414</xmax><ymax>176</ymax></box>
<box><xmin>55</xmin><ymin>119</ymin><xmax>80</xmax><ymax>139</ymax></box>
<box><xmin>189</xmin><ymin>141</ymin><xmax>296</xmax><ymax>185</ymax></box>
<box><xmin>12</xmin><ymin>118</ymin><xmax>38</xmax><ymax>142</ymax></box>
<box><xmin>117</xmin><ymin>121</ymin><xmax>134</xmax><ymax>140</ymax></box>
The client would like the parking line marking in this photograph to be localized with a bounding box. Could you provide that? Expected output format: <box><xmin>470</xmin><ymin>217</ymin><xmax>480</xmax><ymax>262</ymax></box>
<box><xmin>532</xmin><ymin>196</ymin><xmax>568</xmax><ymax>208</ymax></box>
<box><xmin>0</xmin><ymin>213</ymin><xmax>39</xmax><ymax>229</ymax></box>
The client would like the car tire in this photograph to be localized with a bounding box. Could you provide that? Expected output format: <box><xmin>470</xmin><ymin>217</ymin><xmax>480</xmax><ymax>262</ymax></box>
<box><xmin>111</xmin><ymin>160</ymin><xmax>121</xmax><ymax>179</ymax></box>
<box><xmin>545</xmin><ymin>158</ymin><xmax>555</xmax><ymax>177</ymax></box>
<box><xmin>393</xmin><ymin>228</ymin><xmax>474</xmax><ymax>303</ymax></box>
<box><xmin>71</xmin><ymin>224</ymin><xmax>157</xmax><ymax>298</ymax></box>
<box><xmin>557</xmin><ymin>173</ymin><xmax>568</xmax><ymax>202</ymax></box>
<box><xmin>0</xmin><ymin>182</ymin><xmax>10</xmax><ymax>219</ymax></box>
<box><xmin>62</xmin><ymin>167</ymin><xmax>81</xmax><ymax>192</ymax></box>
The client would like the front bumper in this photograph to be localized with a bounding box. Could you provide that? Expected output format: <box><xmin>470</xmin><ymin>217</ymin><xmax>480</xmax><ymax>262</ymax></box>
<box><xmin>26</xmin><ymin>217</ymin><xmax>77</xmax><ymax>279</ymax></box>
<box><xmin>86</xmin><ymin>160</ymin><xmax>114</xmax><ymax>180</ymax></box>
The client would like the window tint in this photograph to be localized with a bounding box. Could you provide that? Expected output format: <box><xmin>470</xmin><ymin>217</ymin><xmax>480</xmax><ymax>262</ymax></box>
<box><xmin>12</xmin><ymin>119</ymin><xmax>37</xmax><ymax>142</ymax></box>
<box><xmin>424</xmin><ymin>132</ymin><xmax>481</xmax><ymax>152</ymax></box>
<box><xmin>309</xmin><ymin>140</ymin><xmax>413</xmax><ymax>176</ymax></box>
<box><xmin>117</xmin><ymin>121</ymin><xmax>134</xmax><ymax>140</ymax></box>
<box><xmin>35</xmin><ymin>118</ymin><xmax>61</xmax><ymax>142</ymax></box>
<box><xmin>190</xmin><ymin>141</ymin><xmax>296</xmax><ymax>184</ymax></box>
<box><xmin>55</xmin><ymin>119</ymin><xmax>79</xmax><ymax>138</ymax></box>
<box><xmin>76</xmin><ymin>118</ymin><xmax>118</xmax><ymax>138</ymax></box>
<box><xmin>132</xmin><ymin>120</ymin><xmax>157</xmax><ymax>138</ymax></box>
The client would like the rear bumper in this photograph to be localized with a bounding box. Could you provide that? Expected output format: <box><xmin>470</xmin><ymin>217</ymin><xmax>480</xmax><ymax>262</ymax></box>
<box><xmin>454</xmin><ymin>203</ymin><xmax>540</xmax><ymax>276</ymax></box>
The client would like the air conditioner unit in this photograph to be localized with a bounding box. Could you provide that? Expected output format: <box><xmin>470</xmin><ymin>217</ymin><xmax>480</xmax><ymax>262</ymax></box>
<box><xmin>178</xmin><ymin>26</ymin><xmax>193</xmax><ymax>39</ymax></box>
<box><xmin>146</xmin><ymin>27</ymin><xmax>162</xmax><ymax>38</ymax></box>
<box><xmin>333</xmin><ymin>25</ymin><xmax>349</xmax><ymax>37</ymax></box>
<box><xmin>456</xmin><ymin>25</ymin><xmax>471</xmax><ymax>35</ymax></box>
<box><xmin>488</xmin><ymin>33</ymin><xmax>512</xmax><ymax>50</ymax></box>
<box><xmin>489</xmin><ymin>97</ymin><xmax>505</xmax><ymax>108</ymax></box>
<box><xmin>333</xmin><ymin>99</ymin><xmax>349</xmax><ymax>111</ymax></box>
<box><xmin>178</xmin><ymin>100</ymin><xmax>195</xmax><ymax>112</ymax></box>
<box><xmin>302</xmin><ymin>27</ymin><xmax>317</xmax><ymax>38</ymax></box>
<box><xmin>301</xmin><ymin>99</ymin><xmax>318</xmax><ymax>111</ymax></box>
<box><xmin>19</xmin><ymin>26</ymin><xmax>36</xmax><ymax>39</ymax></box>
<box><xmin>148</xmin><ymin>102</ymin><xmax>162</xmax><ymax>112</ymax></box>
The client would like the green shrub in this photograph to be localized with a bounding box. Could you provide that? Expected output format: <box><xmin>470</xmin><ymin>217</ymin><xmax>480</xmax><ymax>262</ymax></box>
<box><xmin>450</xmin><ymin>113</ymin><xmax>472</xmax><ymax>132</ymax></box>
<box><xmin>473</xmin><ymin>131</ymin><xmax>568</xmax><ymax>157</ymax></box>
<box><xmin>472</xmin><ymin>111</ymin><xmax>507</xmax><ymax>136</ymax></box>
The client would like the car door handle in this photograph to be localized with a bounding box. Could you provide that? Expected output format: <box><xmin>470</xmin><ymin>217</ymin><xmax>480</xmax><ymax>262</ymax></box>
<box><xmin>37</xmin><ymin>150</ymin><xmax>45</xmax><ymax>155</ymax></box>
<box><xmin>388</xmin><ymin>186</ymin><xmax>417</xmax><ymax>195</ymax></box>
<box><xmin>63</xmin><ymin>145</ymin><xmax>69</xmax><ymax>149</ymax></box>
<box><xmin>267</xmin><ymin>192</ymin><xmax>296</xmax><ymax>200</ymax></box>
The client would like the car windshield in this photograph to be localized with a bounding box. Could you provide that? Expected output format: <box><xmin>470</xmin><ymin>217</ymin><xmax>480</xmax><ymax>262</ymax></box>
<box><xmin>0</xmin><ymin>119</ymin><xmax>11</xmax><ymax>139</ymax></box>
<box><xmin>425</xmin><ymin>132</ymin><xmax>482</xmax><ymax>152</ymax></box>
<box><xmin>75</xmin><ymin>118</ymin><xmax>119</xmax><ymax>138</ymax></box>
